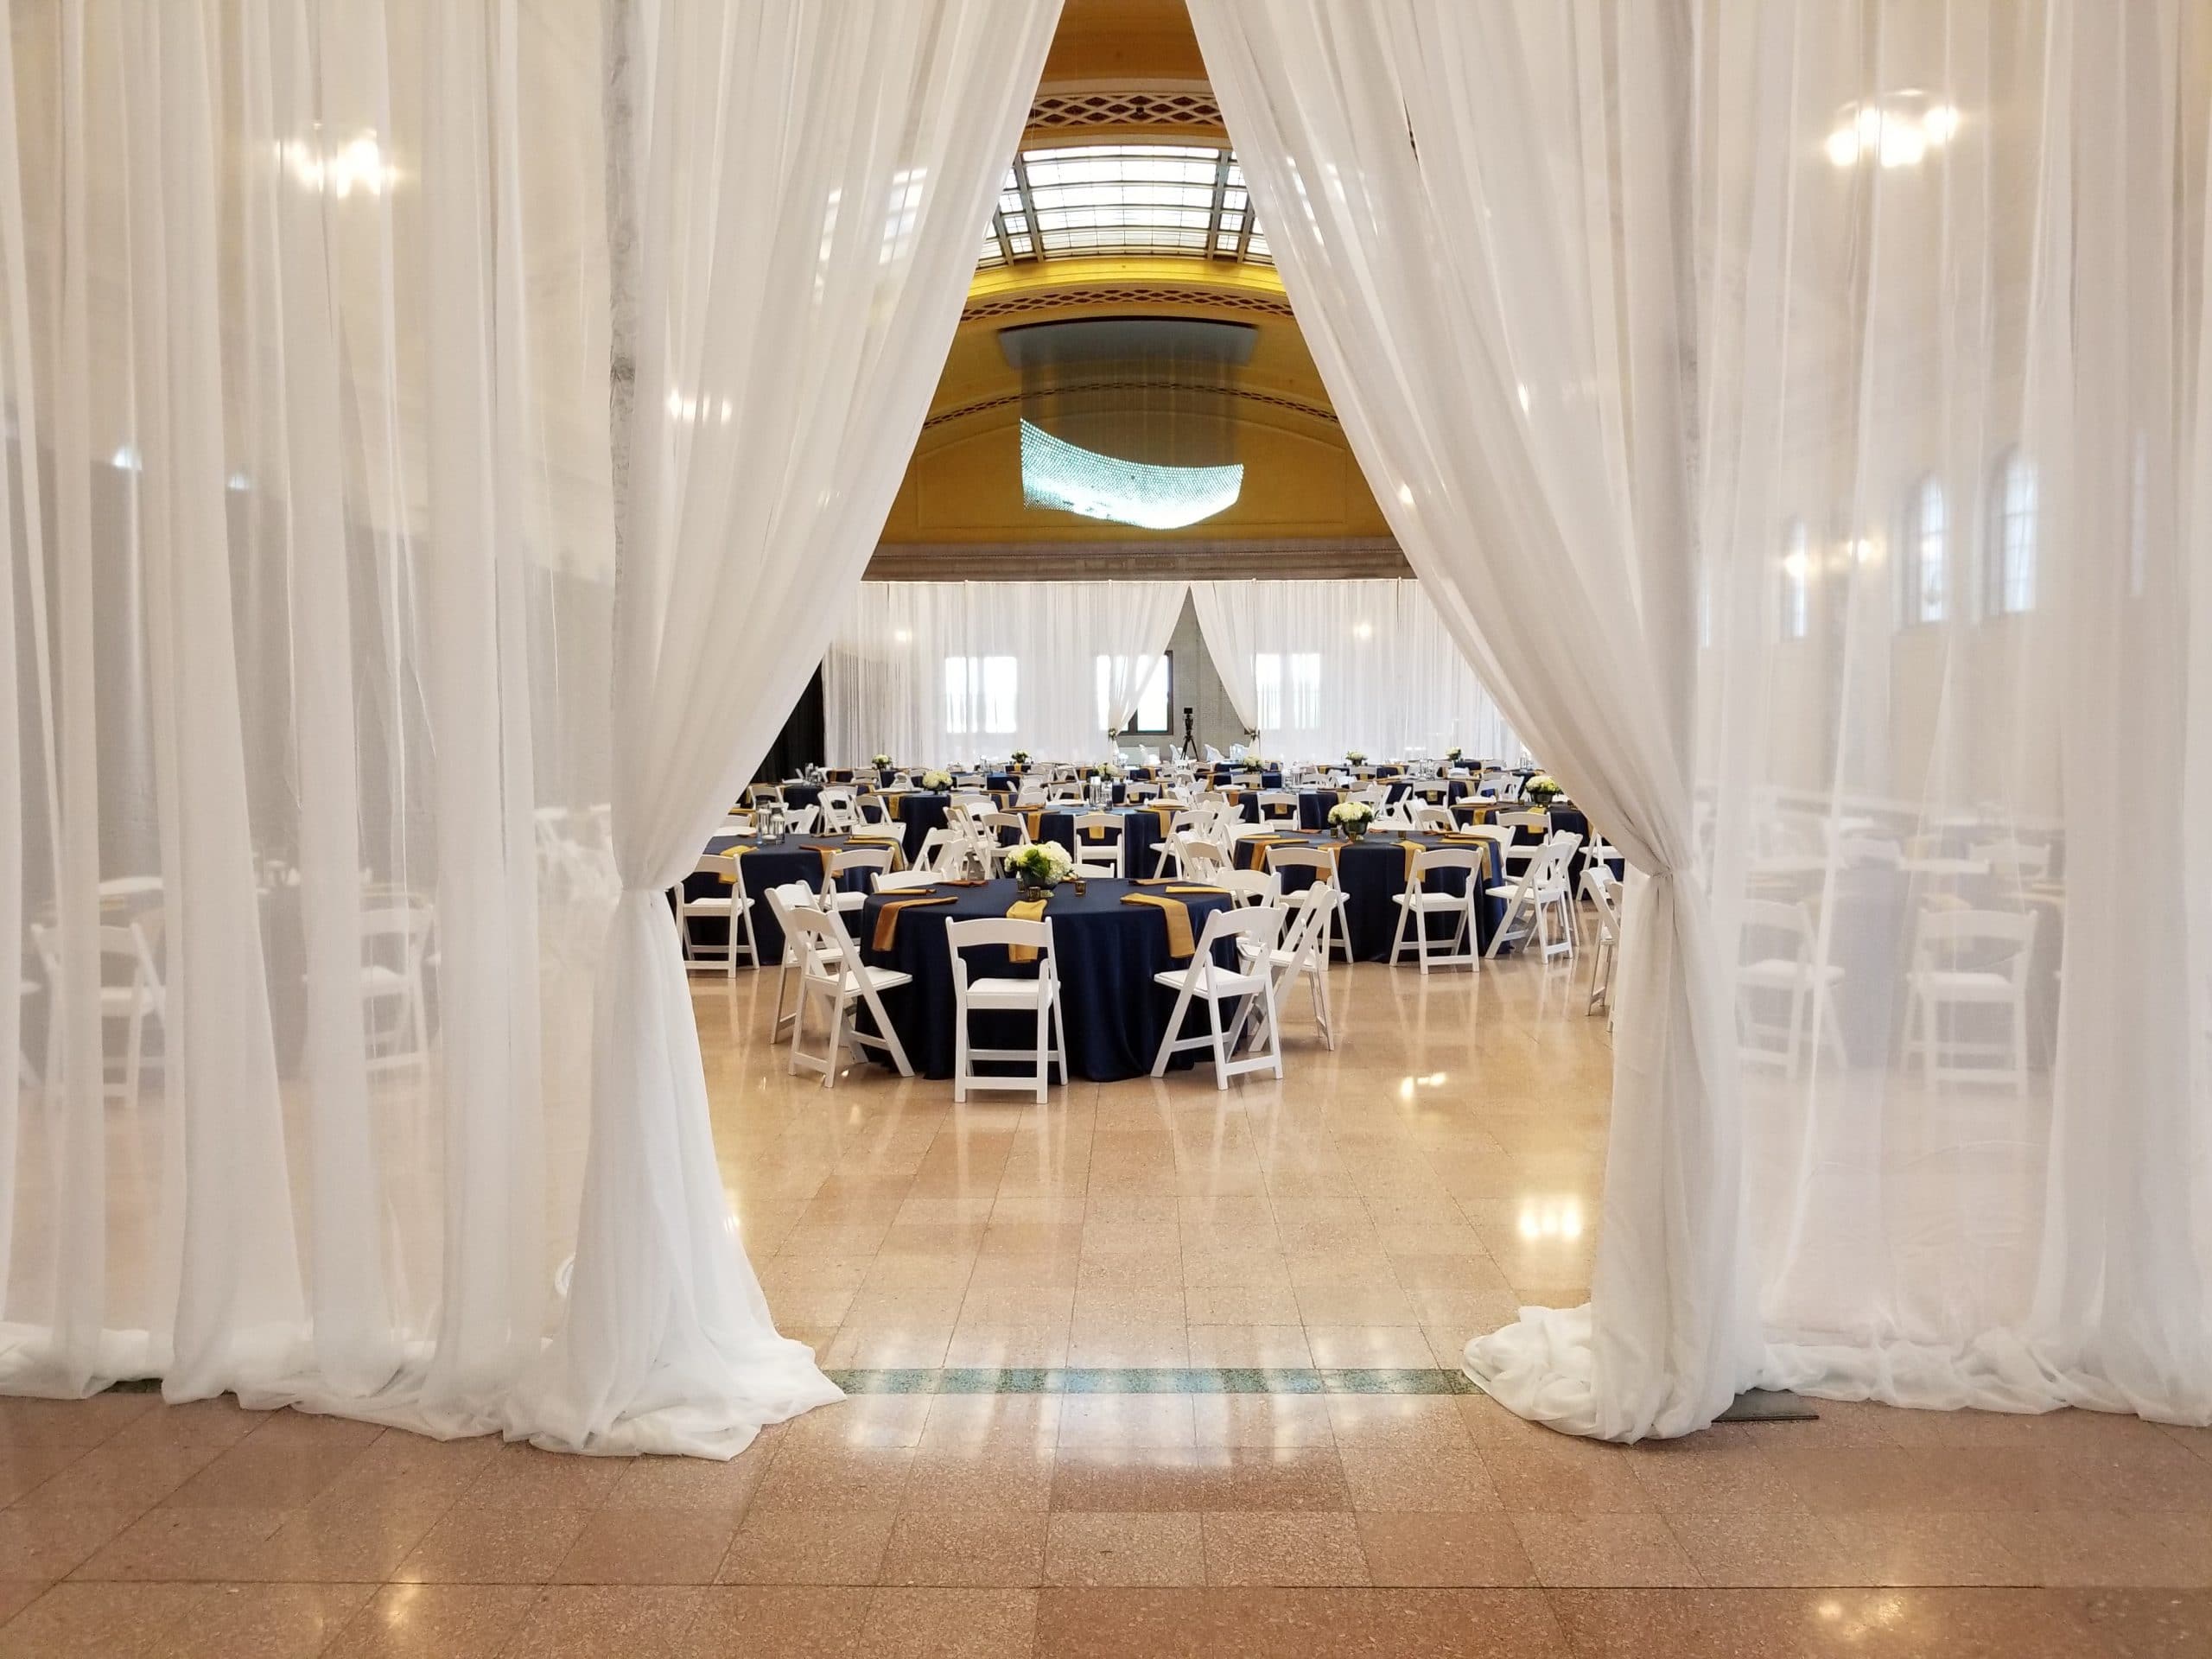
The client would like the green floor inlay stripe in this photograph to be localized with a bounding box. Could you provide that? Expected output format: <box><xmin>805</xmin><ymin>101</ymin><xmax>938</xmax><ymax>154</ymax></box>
<box><xmin>823</xmin><ymin>1366</ymin><xmax>1482</xmax><ymax>1396</ymax></box>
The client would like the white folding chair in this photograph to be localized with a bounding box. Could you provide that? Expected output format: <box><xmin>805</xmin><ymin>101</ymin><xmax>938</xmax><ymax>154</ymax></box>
<box><xmin>1266</xmin><ymin>844</ymin><xmax>1352</xmax><ymax>962</ymax></box>
<box><xmin>674</xmin><ymin>851</ymin><xmax>754</xmax><ymax>974</ymax></box>
<box><xmin>30</xmin><ymin>919</ymin><xmax>166</xmax><ymax>1105</ymax></box>
<box><xmin>1582</xmin><ymin>863</ymin><xmax>1623</xmax><ymax>1016</ymax></box>
<box><xmin>823</xmin><ymin>844</ymin><xmax>897</xmax><ymax>913</ymax></box>
<box><xmin>783</xmin><ymin>906</ymin><xmax>915</xmax><ymax>1087</ymax></box>
<box><xmin>979</xmin><ymin>810</ymin><xmax>1033</xmax><ymax>875</ymax></box>
<box><xmin>874</xmin><ymin>868</ymin><xmax>939</xmax><ymax>893</ymax></box>
<box><xmin>1484</xmin><ymin>833</ymin><xmax>1582</xmax><ymax>962</ymax></box>
<box><xmin>1243</xmin><ymin>882</ymin><xmax>1338</xmax><ymax>1052</ymax></box>
<box><xmin>1409</xmin><ymin>804</ymin><xmax>1454</xmax><ymax>834</ymax></box>
<box><xmin>760</xmin><ymin>881</ymin><xmax>819</xmax><ymax>1043</ymax></box>
<box><xmin>1969</xmin><ymin>838</ymin><xmax>2052</xmax><ymax>880</ymax></box>
<box><xmin>1255</xmin><ymin>789</ymin><xmax>1300</xmax><ymax>823</ymax></box>
<box><xmin>1215</xmin><ymin>868</ymin><xmax>1281</xmax><ymax>908</ymax></box>
<box><xmin>913</xmin><ymin>825</ymin><xmax>964</xmax><ymax>874</ymax></box>
<box><xmin>1150</xmin><ymin>906</ymin><xmax>1285</xmax><ymax>1090</ymax></box>
<box><xmin>1071</xmin><ymin>811</ymin><xmax>1125</xmax><ymax>877</ymax></box>
<box><xmin>1736</xmin><ymin>898</ymin><xmax>1845</xmax><ymax>1073</ymax></box>
<box><xmin>1389</xmin><ymin>846</ymin><xmax>1487</xmax><ymax>974</ymax></box>
<box><xmin>945</xmin><ymin>917</ymin><xmax>1068</xmax><ymax>1103</ymax></box>
<box><xmin>1497</xmin><ymin>811</ymin><xmax>1547</xmax><ymax>877</ymax></box>
<box><xmin>360</xmin><ymin>902</ymin><xmax>436</xmax><ymax>1074</ymax></box>
<box><xmin>1175</xmin><ymin>836</ymin><xmax>1231</xmax><ymax>880</ymax></box>
<box><xmin>1126</xmin><ymin>780</ymin><xmax>1160</xmax><ymax>802</ymax></box>
<box><xmin>1906</xmin><ymin>907</ymin><xmax>2037</xmax><ymax>1092</ymax></box>
<box><xmin>1150</xmin><ymin>810</ymin><xmax>1205</xmax><ymax>877</ymax></box>
<box><xmin>817</xmin><ymin>787</ymin><xmax>857</xmax><ymax>833</ymax></box>
<box><xmin>782</xmin><ymin>804</ymin><xmax>820</xmax><ymax>836</ymax></box>
<box><xmin>853</xmin><ymin>794</ymin><xmax>891</xmax><ymax>827</ymax></box>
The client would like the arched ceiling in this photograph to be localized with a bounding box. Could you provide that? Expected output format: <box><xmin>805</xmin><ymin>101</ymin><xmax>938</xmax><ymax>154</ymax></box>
<box><xmin>877</xmin><ymin>0</ymin><xmax>1398</xmax><ymax>569</ymax></box>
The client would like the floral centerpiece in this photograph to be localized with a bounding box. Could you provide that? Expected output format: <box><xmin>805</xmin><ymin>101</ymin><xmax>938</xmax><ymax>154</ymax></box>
<box><xmin>1009</xmin><ymin>749</ymin><xmax>1031</xmax><ymax>769</ymax></box>
<box><xmin>1446</xmin><ymin>747</ymin><xmax>1464</xmax><ymax>765</ymax></box>
<box><xmin>1328</xmin><ymin>799</ymin><xmax>1377</xmax><ymax>842</ymax></box>
<box><xmin>920</xmin><ymin>769</ymin><xmax>952</xmax><ymax>791</ymax></box>
<box><xmin>1525</xmin><ymin>772</ymin><xmax>1564</xmax><ymax>805</ymax></box>
<box><xmin>1098</xmin><ymin>762</ymin><xmax>1123</xmax><ymax>781</ymax></box>
<box><xmin>1005</xmin><ymin>840</ymin><xmax>1074</xmax><ymax>899</ymax></box>
<box><xmin>1345</xmin><ymin>749</ymin><xmax>1368</xmax><ymax>766</ymax></box>
<box><xmin>871</xmin><ymin>753</ymin><xmax>892</xmax><ymax>771</ymax></box>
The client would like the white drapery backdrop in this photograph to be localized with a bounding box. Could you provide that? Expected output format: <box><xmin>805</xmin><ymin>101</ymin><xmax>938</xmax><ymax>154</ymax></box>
<box><xmin>823</xmin><ymin>580</ymin><xmax>1185</xmax><ymax>768</ymax></box>
<box><xmin>1189</xmin><ymin>578</ymin><xmax>1524</xmax><ymax>765</ymax></box>
<box><xmin>0</xmin><ymin>0</ymin><xmax>617</xmax><ymax>1431</ymax></box>
<box><xmin>1196</xmin><ymin>0</ymin><xmax>2212</xmax><ymax>1439</ymax></box>
<box><xmin>0</xmin><ymin>0</ymin><xmax>1057</xmax><ymax>1453</ymax></box>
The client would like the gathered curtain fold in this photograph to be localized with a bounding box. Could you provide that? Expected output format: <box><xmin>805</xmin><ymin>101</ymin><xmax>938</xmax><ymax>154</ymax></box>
<box><xmin>511</xmin><ymin>0</ymin><xmax>1058</xmax><ymax>1454</ymax></box>
<box><xmin>1187</xmin><ymin>579</ymin><xmax>1262</xmax><ymax>744</ymax></box>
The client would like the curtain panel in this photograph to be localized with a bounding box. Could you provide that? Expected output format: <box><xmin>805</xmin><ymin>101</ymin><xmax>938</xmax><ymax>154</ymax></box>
<box><xmin>1194</xmin><ymin>0</ymin><xmax>2212</xmax><ymax>1440</ymax></box>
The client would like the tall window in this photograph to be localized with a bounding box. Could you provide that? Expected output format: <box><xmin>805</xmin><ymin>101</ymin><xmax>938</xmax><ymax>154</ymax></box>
<box><xmin>1904</xmin><ymin>476</ymin><xmax>1946</xmax><ymax>625</ymax></box>
<box><xmin>1989</xmin><ymin>449</ymin><xmax>2037</xmax><ymax>614</ymax></box>
<box><xmin>944</xmin><ymin>655</ymin><xmax>1017</xmax><ymax>735</ymax></box>
<box><xmin>1095</xmin><ymin>652</ymin><xmax>1171</xmax><ymax>733</ymax></box>
<box><xmin>1780</xmin><ymin>521</ymin><xmax>1810</xmax><ymax>640</ymax></box>
<box><xmin>1254</xmin><ymin>652</ymin><xmax>1321</xmax><ymax>729</ymax></box>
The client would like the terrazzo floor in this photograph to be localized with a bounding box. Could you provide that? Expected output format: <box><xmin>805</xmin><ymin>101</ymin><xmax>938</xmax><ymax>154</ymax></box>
<box><xmin>1</xmin><ymin>950</ymin><xmax>2207</xmax><ymax>1655</ymax></box>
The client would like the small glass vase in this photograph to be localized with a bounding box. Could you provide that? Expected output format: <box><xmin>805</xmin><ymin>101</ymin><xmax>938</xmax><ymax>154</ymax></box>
<box><xmin>1016</xmin><ymin>882</ymin><xmax>1052</xmax><ymax>904</ymax></box>
<box><xmin>1338</xmin><ymin>824</ymin><xmax>1367</xmax><ymax>843</ymax></box>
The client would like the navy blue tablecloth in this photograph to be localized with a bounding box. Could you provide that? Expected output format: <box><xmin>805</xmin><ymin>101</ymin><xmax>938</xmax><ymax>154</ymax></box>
<box><xmin>1450</xmin><ymin>801</ymin><xmax>1615</xmax><ymax>894</ymax></box>
<box><xmin>1235</xmin><ymin>830</ymin><xmax>1505</xmax><ymax>960</ymax></box>
<box><xmin>856</xmin><ymin>877</ymin><xmax>1236</xmax><ymax>1081</ymax></box>
<box><xmin>1211</xmin><ymin>767</ymin><xmax>1283</xmax><ymax>789</ymax></box>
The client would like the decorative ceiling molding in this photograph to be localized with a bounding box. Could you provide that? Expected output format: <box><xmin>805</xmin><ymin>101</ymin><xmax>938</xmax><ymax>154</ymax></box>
<box><xmin>922</xmin><ymin>378</ymin><xmax>1336</xmax><ymax>433</ymax></box>
<box><xmin>962</xmin><ymin>281</ymin><xmax>1296</xmax><ymax>324</ymax></box>
<box><xmin>867</xmin><ymin>537</ymin><xmax>1408</xmax><ymax>582</ymax></box>
<box><xmin>1025</xmin><ymin>84</ymin><xmax>1224</xmax><ymax>138</ymax></box>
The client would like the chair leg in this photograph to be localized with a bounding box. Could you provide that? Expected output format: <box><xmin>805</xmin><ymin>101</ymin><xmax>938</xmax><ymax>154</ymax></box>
<box><xmin>124</xmin><ymin>1001</ymin><xmax>145</xmax><ymax>1107</ymax></box>
<box><xmin>1204</xmin><ymin>989</ymin><xmax>1229</xmax><ymax>1090</ymax></box>
<box><xmin>1259</xmin><ymin>981</ymin><xmax>1283</xmax><ymax>1079</ymax></box>
<box><xmin>953</xmin><ymin>1001</ymin><xmax>969</xmax><ymax>1103</ymax></box>
<box><xmin>1151</xmin><ymin>979</ymin><xmax>1197</xmax><ymax>1077</ymax></box>
<box><xmin>1033</xmin><ymin>998</ymin><xmax>1050</xmax><ymax>1104</ymax></box>
<box><xmin>821</xmin><ymin>995</ymin><xmax>848</xmax><ymax>1090</ymax></box>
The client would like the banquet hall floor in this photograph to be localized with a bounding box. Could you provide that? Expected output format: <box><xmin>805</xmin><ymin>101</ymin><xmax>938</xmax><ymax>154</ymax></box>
<box><xmin>1</xmin><ymin>954</ymin><xmax>2208</xmax><ymax>1656</ymax></box>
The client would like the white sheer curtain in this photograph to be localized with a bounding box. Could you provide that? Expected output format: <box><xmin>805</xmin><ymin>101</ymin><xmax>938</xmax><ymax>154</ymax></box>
<box><xmin>1198</xmin><ymin>0</ymin><xmax>2212</xmax><ymax>1440</ymax></box>
<box><xmin>1196</xmin><ymin>0</ymin><xmax>1754</xmax><ymax>1440</ymax></box>
<box><xmin>516</xmin><ymin>0</ymin><xmax>1056</xmax><ymax>1454</ymax></box>
<box><xmin>1</xmin><ymin>1</ymin><xmax>617</xmax><ymax>1430</ymax></box>
<box><xmin>1189</xmin><ymin>578</ymin><xmax>1522</xmax><ymax>764</ymax></box>
<box><xmin>823</xmin><ymin>580</ymin><xmax>1185</xmax><ymax>768</ymax></box>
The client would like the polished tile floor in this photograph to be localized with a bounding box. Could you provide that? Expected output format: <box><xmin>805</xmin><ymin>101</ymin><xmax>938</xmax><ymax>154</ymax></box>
<box><xmin>3</xmin><ymin>953</ymin><xmax>2209</xmax><ymax>1655</ymax></box>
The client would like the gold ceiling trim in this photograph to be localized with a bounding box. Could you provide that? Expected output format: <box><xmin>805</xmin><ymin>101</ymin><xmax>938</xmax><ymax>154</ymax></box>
<box><xmin>962</xmin><ymin>281</ymin><xmax>1295</xmax><ymax>323</ymax></box>
<box><xmin>922</xmin><ymin>378</ymin><xmax>1336</xmax><ymax>433</ymax></box>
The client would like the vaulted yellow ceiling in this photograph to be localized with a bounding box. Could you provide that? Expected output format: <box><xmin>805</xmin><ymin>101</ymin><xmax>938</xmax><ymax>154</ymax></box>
<box><xmin>879</xmin><ymin>0</ymin><xmax>1388</xmax><ymax>551</ymax></box>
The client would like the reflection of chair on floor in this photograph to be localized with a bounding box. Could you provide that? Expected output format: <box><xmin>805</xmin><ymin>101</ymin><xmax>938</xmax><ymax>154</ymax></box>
<box><xmin>946</xmin><ymin>917</ymin><xmax>1067</xmax><ymax>1104</ymax></box>
<box><xmin>1736</xmin><ymin>899</ymin><xmax>1843</xmax><ymax>1075</ymax></box>
<box><xmin>30</xmin><ymin>920</ymin><xmax>166</xmax><ymax>1104</ymax></box>
<box><xmin>17</xmin><ymin>981</ymin><xmax>39</xmax><ymax>1091</ymax></box>
<box><xmin>361</xmin><ymin>902</ymin><xmax>436</xmax><ymax>1075</ymax></box>
<box><xmin>1906</xmin><ymin>907</ymin><xmax>2037</xmax><ymax>1092</ymax></box>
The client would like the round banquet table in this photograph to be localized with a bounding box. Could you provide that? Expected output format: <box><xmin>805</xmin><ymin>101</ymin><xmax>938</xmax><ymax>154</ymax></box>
<box><xmin>856</xmin><ymin>877</ymin><xmax>1236</xmax><ymax>1081</ymax></box>
<box><xmin>1211</xmin><ymin>767</ymin><xmax>1284</xmax><ymax>789</ymax></box>
<box><xmin>1450</xmin><ymin>801</ymin><xmax>1616</xmax><ymax>895</ymax></box>
<box><xmin>690</xmin><ymin>832</ymin><xmax>901</xmax><ymax>962</ymax></box>
<box><xmin>1297</xmin><ymin>782</ymin><xmax>1475</xmax><ymax>829</ymax></box>
<box><xmin>1234</xmin><ymin>829</ymin><xmax>1507</xmax><ymax>961</ymax></box>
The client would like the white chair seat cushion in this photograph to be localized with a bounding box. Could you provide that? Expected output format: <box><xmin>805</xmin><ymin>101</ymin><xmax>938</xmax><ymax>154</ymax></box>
<box><xmin>824</xmin><ymin>893</ymin><xmax>869</xmax><ymax>912</ymax></box>
<box><xmin>360</xmin><ymin>964</ymin><xmax>411</xmax><ymax>995</ymax></box>
<box><xmin>804</xmin><ymin>965</ymin><xmax>913</xmax><ymax>995</ymax></box>
<box><xmin>1911</xmin><ymin>969</ymin><xmax>2017</xmax><ymax>1001</ymax></box>
<box><xmin>1153</xmin><ymin>965</ymin><xmax>1266</xmax><ymax>997</ymax></box>
<box><xmin>684</xmin><ymin>896</ymin><xmax>737</xmax><ymax>914</ymax></box>
<box><xmin>964</xmin><ymin>976</ymin><xmax>1053</xmax><ymax>1007</ymax></box>
<box><xmin>1395</xmin><ymin>891</ymin><xmax>1471</xmax><ymax>910</ymax></box>
<box><xmin>1741</xmin><ymin>957</ymin><xmax>1845</xmax><ymax>988</ymax></box>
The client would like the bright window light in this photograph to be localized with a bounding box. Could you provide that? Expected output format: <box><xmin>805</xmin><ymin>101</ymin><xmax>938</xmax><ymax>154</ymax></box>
<box><xmin>1020</xmin><ymin>420</ymin><xmax>1243</xmax><ymax>531</ymax></box>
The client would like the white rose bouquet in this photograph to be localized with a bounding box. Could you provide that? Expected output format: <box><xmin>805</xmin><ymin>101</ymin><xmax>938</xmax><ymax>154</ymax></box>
<box><xmin>1345</xmin><ymin>749</ymin><xmax>1368</xmax><ymax>765</ymax></box>
<box><xmin>921</xmin><ymin>769</ymin><xmax>952</xmax><ymax>791</ymax></box>
<box><xmin>1328</xmin><ymin>799</ymin><xmax>1377</xmax><ymax>840</ymax></box>
<box><xmin>1006</xmin><ymin>840</ymin><xmax>1074</xmax><ymax>892</ymax></box>
<box><xmin>871</xmin><ymin>753</ymin><xmax>892</xmax><ymax>770</ymax></box>
<box><xmin>1525</xmin><ymin>772</ymin><xmax>1563</xmax><ymax>804</ymax></box>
